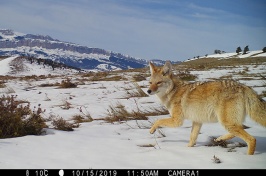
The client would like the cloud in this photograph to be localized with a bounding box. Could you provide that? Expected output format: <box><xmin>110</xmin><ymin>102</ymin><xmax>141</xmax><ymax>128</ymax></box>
<box><xmin>0</xmin><ymin>0</ymin><xmax>265</xmax><ymax>61</ymax></box>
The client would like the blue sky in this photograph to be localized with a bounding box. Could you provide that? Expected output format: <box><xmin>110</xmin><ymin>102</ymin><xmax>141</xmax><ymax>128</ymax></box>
<box><xmin>1</xmin><ymin>0</ymin><xmax>265</xmax><ymax>61</ymax></box>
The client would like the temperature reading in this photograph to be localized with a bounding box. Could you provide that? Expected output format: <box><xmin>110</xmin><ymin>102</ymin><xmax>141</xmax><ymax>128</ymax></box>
<box><xmin>35</xmin><ymin>169</ymin><xmax>48</xmax><ymax>176</ymax></box>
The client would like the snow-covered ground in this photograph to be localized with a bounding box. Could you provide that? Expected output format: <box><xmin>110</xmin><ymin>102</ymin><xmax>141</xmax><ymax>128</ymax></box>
<box><xmin>185</xmin><ymin>50</ymin><xmax>266</xmax><ymax>62</ymax></box>
<box><xmin>0</xmin><ymin>56</ymin><xmax>266</xmax><ymax>169</ymax></box>
<box><xmin>0</xmin><ymin>55</ymin><xmax>18</xmax><ymax>75</ymax></box>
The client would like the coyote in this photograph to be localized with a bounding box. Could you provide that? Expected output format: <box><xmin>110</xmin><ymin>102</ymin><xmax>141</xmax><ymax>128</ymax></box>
<box><xmin>147</xmin><ymin>61</ymin><xmax>266</xmax><ymax>155</ymax></box>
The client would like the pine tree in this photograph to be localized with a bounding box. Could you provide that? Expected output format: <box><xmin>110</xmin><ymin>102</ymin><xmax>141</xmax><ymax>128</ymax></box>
<box><xmin>214</xmin><ymin>49</ymin><xmax>221</xmax><ymax>54</ymax></box>
<box><xmin>262</xmin><ymin>47</ymin><xmax>266</xmax><ymax>53</ymax></box>
<box><xmin>243</xmin><ymin>45</ymin><xmax>249</xmax><ymax>54</ymax></box>
<box><xmin>236</xmin><ymin>46</ymin><xmax>242</xmax><ymax>54</ymax></box>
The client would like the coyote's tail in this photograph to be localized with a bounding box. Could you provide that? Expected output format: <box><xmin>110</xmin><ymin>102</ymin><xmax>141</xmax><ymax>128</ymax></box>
<box><xmin>245</xmin><ymin>86</ymin><xmax>266</xmax><ymax>127</ymax></box>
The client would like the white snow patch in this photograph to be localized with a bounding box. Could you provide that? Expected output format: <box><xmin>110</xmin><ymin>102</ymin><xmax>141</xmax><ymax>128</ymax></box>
<box><xmin>0</xmin><ymin>56</ymin><xmax>18</xmax><ymax>75</ymax></box>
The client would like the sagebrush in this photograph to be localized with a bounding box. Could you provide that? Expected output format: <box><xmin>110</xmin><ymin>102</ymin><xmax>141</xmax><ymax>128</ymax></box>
<box><xmin>0</xmin><ymin>95</ymin><xmax>47</xmax><ymax>138</ymax></box>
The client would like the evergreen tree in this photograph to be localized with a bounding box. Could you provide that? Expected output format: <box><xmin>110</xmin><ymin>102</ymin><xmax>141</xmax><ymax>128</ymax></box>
<box><xmin>214</xmin><ymin>49</ymin><xmax>221</xmax><ymax>54</ymax></box>
<box><xmin>236</xmin><ymin>46</ymin><xmax>242</xmax><ymax>54</ymax></box>
<box><xmin>243</xmin><ymin>45</ymin><xmax>249</xmax><ymax>54</ymax></box>
<box><xmin>262</xmin><ymin>47</ymin><xmax>266</xmax><ymax>53</ymax></box>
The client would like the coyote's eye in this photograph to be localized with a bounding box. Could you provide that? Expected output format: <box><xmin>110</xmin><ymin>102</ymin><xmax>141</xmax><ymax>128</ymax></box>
<box><xmin>157</xmin><ymin>81</ymin><xmax>163</xmax><ymax>85</ymax></box>
<box><xmin>149</xmin><ymin>82</ymin><xmax>152</xmax><ymax>85</ymax></box>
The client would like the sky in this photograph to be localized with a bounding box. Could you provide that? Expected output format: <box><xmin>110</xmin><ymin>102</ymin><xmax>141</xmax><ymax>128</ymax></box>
<box><xmin>0</xmin><ymin>0</ymin><xmax>266</xmax><ymax>61</ymax></box>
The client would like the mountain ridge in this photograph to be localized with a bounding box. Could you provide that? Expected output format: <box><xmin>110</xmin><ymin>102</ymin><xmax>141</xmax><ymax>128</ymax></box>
<box><xmin>0</xmin><ymin>29</ymin><xmax>177</xmax><ymax>71</ymax></box>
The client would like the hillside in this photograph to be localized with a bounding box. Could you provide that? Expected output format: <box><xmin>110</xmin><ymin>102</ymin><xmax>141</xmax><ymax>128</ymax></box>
<box><xmin>184</xmin><ymin>50</ymin><xmax>266</xmax><ymax>62</ymax></box>
<box><xmin>0</xmin><ymin>55</ymin><xmax>82</xmax><ymax>76</ymax></box>
<box><xmin>180</xmin><ymin>53</ymin><xmax>266</xmax><ymax>71</ymax></box>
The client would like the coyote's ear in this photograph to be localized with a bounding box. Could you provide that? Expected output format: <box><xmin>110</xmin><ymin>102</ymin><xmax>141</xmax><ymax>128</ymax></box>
<box><xmin>149</xmin><ymin>62</ymin><xmax>156</xmax><ymax>75</ymax></box>
<box><xmin>162</xmin><ymin>61</ymin><xmax>172</xmax><ymax>76</ymax></box>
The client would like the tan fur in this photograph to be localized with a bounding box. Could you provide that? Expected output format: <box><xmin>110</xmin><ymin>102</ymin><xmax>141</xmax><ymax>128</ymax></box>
<box><xmin>148</xmin><ymin>61</ymin><xmax>266</xmax><ymax>155</ymax></box>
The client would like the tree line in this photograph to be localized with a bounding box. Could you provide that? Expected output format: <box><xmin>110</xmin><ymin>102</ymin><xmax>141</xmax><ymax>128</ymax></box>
<box><xmin>215</xmin><ymin>46</ymin><xmax>266</xmax><ymax>55</ymax></box>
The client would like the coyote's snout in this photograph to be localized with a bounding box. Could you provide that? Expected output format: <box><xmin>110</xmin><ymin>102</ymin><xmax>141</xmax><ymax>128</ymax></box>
<box><xmin>148</xmin><ymin>61</ymin><xmax>266</xmax><ymax>155</ymax></box>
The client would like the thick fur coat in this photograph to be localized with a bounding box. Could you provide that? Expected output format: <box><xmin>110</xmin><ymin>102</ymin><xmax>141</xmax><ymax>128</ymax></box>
<box><xmin>147</xmin><ymin>61</ymin><xmax>266</xmax><ymax>155</ymax></box>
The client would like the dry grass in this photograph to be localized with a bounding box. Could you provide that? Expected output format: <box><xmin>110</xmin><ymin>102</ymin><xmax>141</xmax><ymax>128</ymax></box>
<box><xmin>105</xmin><ymin>100</ymin><xmax>168</xmax><ymax>123</ymax></box>
<box><xmin>260</xmin><ymin>90</ymin><xmax>266</xmax><ymax>99</ymax></box>
<box><xmin>0</xmin><ymin>75</ymin><xmax>16</xmax><ymax>81</ymax></box>
<box><xmin>17</xmin><ymin>75</ymin><xmax>49</xmax><ymax>81</ymax></box>
<box><xmin>105</xmin><ymin>101</ymin><xmax>150</xmax><ymax>123</ymax></box>
<box><xmin>0</xmin><ymin>81</ymin><xmax>6</xmax><ymax>88</ymax></box>
<box><xmin>72</xmin><ymin>106</ymin><xmax>93</xmax><ymax>123</ymax></box>
<box><xmin>105</xmin><ymin>102</ymin><xmax>135</xmax><ymax>123</ymax></box>
<box><xmin>58</xmin><ymin>78</ymin><xmax>77</xmax><ymax>88</ymax></box>
<box><xmin>82</xmin><ymin>71</ymin><xmax>126</xmax><ymax>81</ymax></box>
<box><xmin>0</xmin><ymin>56</ymin><xmax>8</xmax><ymax>60</ymax></box>
<box><xmin>178</xmin><ymin>57</ymin><xmax>266</xmax><ymax>71</ymax></box>
<box><xmin>205</xmin><ymin>136</ymin><xmax>229</xmax><ymax>148</ymax></box>
<box><xmin>123</xmin><ymin>82</ymin><xmax>148</xmax><ymax>98</ymax></box>
<box><xmin>132</xmin><ymin>74</ymin><xmax>148</xmax><ymax>82</ymax></box>
<box><xmin>60</xmin><ymin>100</ymin><xmax>72</xmax><ymax>110</ymax></box>
<box><xmin>174</xmin><ymin>70</ymin><xmax>198</xmax><ymax>81</ymax></box>
<box><xmin>72</xmin><ymin>114</ymin><xmax>93</xmax><ymax>123</ymax></box>
<box><xmin>137</xmin><ymin>144</ymin><xmax>156</xmax><ymax>148</ymax></box>
<box><xmin>51</xmin><ymin>117</ymin><xmax>79</xmax><ymax>131</ymax></box>
<box><xmin>206</xmin><ymin>136</ymin><xmax>247</xmax><ymax>153</ymax></box>
<box><xmin>39</xmin><ymin>82</ymin><xmax>60</xmax><ymax>87</ymax></box>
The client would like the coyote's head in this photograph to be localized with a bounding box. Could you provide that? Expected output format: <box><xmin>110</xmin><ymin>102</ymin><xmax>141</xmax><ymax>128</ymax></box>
<box><xmin>147</xmin><ymin>61</ymin><xmax>174</xmax><ymax>96</ymax></box>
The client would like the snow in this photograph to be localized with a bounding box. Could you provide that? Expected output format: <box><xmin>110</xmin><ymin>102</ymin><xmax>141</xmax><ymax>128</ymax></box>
<box><xmin>0</xmin><ymin>56</ymin><xmax>266</xmax><ymax>169</ymax></box>
<box><xmin>0</xmin><ymin>46</ymin><xmax>110</xmax><ymax>61</ymax></box>
<box><xmin>238</xmin><ymin>50</ymin><xmax>264</xmax><ymax>58</ymax></box>
<box><xmin>207</xmin><ymin>52</ymin><xmax>237</xmax><ymax>58</ymax></box>
<box><xmin>184</xmin><ymin>50</ymin><xmax>266</xmax><ymax>62</ymax></box>
<box><xmin>254</xmin><ymin>52</ymin><xmax>266</xmax><ymax>57</ymax></box>
<box><xmin>0</xmin><ymin>56</ymin><xmax>18</xmax><ymax>75</ymax></box>
<box><xmin>0</xmin><ymin>29</ymin><xmax>25</xmax><ymax>41</ymax></box>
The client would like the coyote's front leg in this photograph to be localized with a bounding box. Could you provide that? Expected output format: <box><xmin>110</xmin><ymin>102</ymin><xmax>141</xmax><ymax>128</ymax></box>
<box><xmin>150</xmin><ymin>115</ymin><xmax>184</xmax><ymax>134</ymax></box>
<box><xmin>187</xmin><ymin>121</ymin><xmax>202</xmax><ymax>147</ymax></box>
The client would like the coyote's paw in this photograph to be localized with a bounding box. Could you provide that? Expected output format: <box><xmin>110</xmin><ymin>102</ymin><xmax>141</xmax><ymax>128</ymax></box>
<box><xmin>214</xmin><ymin>138</ymin><xmax>221</xmax><ymax>142</ymax></box>
<box><xmin>149</xmin><ymin>127</ymin><xmax>156</xmax><ymax>134</ymax></box>
<box><xmin>187</xmin><ymin>142</ymin><xmax>195</xmax><ymax>147</ymax></box>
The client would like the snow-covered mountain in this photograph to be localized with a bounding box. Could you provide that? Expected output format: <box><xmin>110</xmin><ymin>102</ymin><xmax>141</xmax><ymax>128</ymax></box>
<box><xmin>0</xmin><ymin>29</ymin><xmax>177</xmax><ymax>71</ymax></box>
